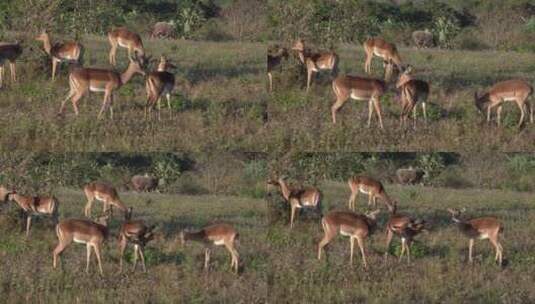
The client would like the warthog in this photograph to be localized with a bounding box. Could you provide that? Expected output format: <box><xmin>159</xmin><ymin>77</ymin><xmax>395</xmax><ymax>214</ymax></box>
<box><xmin>131</xmin><ymin>174</ymin><xmax>159</xmax><ymax>192</ymax></box>
<box><xmin>412</xmin><ymin>30</ymin><xmax>434</xmax><ymax>49</ymax></box>
<box><xmin>396</xmin><ymin>167</ymin><xmax>426</xmax><ymax>185</ymax></box>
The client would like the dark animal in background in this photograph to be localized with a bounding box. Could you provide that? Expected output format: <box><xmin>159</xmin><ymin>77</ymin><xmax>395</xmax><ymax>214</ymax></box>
<box><xmin>131</xmin><ymin>174</ymin><xmax>159</xmax><ymax>192</ymax></box>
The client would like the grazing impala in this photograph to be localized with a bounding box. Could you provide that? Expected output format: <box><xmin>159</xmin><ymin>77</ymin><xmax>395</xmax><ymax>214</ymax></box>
<box><xmin>0</xmin><ymin>42</ymin><xmax>22</xmax><ymax>87</ymax></box>
<box><xmin>292</xmin><ymin>39</ymin><xmax>338</xmax><ymax>92</ymax></box>
<box><xmin>83</xmin><ymin>182</ymin><xmax>132</xmax><ymax>219</ymax></box>
<box><xmin>53</xmin><ymin>212</ymin><xmax>110</xmax><ymax>275</ymax></box>
<box><xmin>474</xmin><ymin>79</ymin><xmax>533</xmax><ymax>128</ymax></box>
<box><xmin>145</xmin><ymin>55</ymin><xmax>176</xmax><ymax>120</ymax></box>
<box><xmin>396</xmin><ymin>65</ymin><xmax>430</xmax><ymax>128</ymax></box>
<box><xmin>59</xmin><ymin>56</ymin><xmax>145</xmax><ymax>119</ymax></box>
<box><xmin>317</xmin><ymin>209</ymin><xmax>381</xmax><ymax>269</ymax></box>
<box><xmin>267</xmin><ymin>45</ymin><xmax>288</xmax><ymax>92</ymax></box>
<box><xmin>267</xmin><ymin>177</ymin><xmax>322</xmax><ymax>229</ymax></box>
<box><xmin>118</xmin><ymin>219</ymin><xmax>156</xmax><ymax>272</ymax></box>
<box><xmin>347</xmin><ymin>176</ymin><xmax>395</xmax><ymax>211</ymax></box>
<box><xmin>180</xmin><ymin>223</ymin><xmax>240</xmax><ymax>273</ymax></box>
<box><xmin>447</xmin><ymin>208</ymin><xmax>504</xmax><ymax>265</ymax></box>
<box><xmin>331</xmin><ymin>74</ymin><xmax>386</xmax><ymax>128</ymax></box>
<box><xmin>363</xmin><ymin>37</ymin><xmax>403</xmax><ymax>81</ymax></box>
<box><xmin>384</xmin><ymin>202</ymin><xmax>426</xmax><ymax>262</ymax></box>
<box><xmin>6</xmin><ymin>191</ymin><xmax>59</xmax><ymax>237</ymax></box>
<box><xmin>35</xmin><ymin>31</ymin><xmax>83</xmax><ymax>81</ymax></box>
<box><xmin>108</xmin><ymin>27</ymin><xmax>145</xmax><ymax>66</ymax></box>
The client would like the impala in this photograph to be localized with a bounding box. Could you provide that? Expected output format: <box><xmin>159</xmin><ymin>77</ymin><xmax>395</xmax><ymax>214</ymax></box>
<box><xmin>83</xmin><ymin>181</ymin><xmax>132</xmax><ymax>219</ymax></box>
<box><xmin>363</xmin><ymin>37</ymin><xmax>403</xmax><ymax>81</ymax></box>
<box><xmin>267</xmin><ymin>45</ymin><xmax>288</xmax><ymax>92</ymax></box>
<box><xmin>292</xmin><ymin>39</ymin><xmax>338</xmax><ymax>92</ymax></box>
<box><xmin>35</xmin><ymin>30</ymin><xmax>83</xmax><ymax>81</ymax></box>
<box><xmin>0</xmin><ymin>185</ymin><xmax>12</xmax><ymax>202</ymax></box>
<box><xmin>396</xmin><ymin>65</ymin><xmax>430</xmax><ymax>128</ymax></box>
<box><xmin>59</xmin><ymin>56</ymin><xmax>145</xmax><ymax>119</ymax></box>
<box><xmin>145</xmin><ymin>55</ymin><xmax>176</xmax><ymax>120</ymax></box>
<box><xmin>384</xmin><ymin>202</ymin><xmax>426</xmax><ymax>262</ymax></box>
<box><xmin>118</xmin><ymin>219</ymin><xmax>156</xmax><ymax>272</ymax></box>
<box><xmin>317</xmin><ymin>209</ymin><xmax>381</xmax><ymax>269</ymax></box>
<box><xmin>53</xmin><ymin>212</ymin><xmax>110</xmax><ymax>275</ymax></box>
<box><xmin>331</xmin><ymin>74</ymin><xmax>386</xmax><ymax>128</ymax></box>
<box><xmin>180</xmin><ymin>223</ymin><xmax>239</xmax><ymax>273</ymax></box>
<box><xmin>474</xmin><ymin>79</ymin><xmax>533</xmax><ymax>128</ymax></box>
<box><xmin>347</xmin><ymin>176</ymin><xmax>395</xmax><ymax>211</ymax></box>
<box><xmin>6</xmin><ymin>191</ymin><xmax>59</xmax><ymax>237</ymax></box>
<box><xmin>267</xmin><ymin>177</ymin><xmax>322</xmax><ymax>229</ymax></box>
<box><xmin>108</xmin><ymin>27</ymin><xmax>145</xmax><ymax>66</ymax></box>
<box><xmin>0</xmin><ymin>42</ymin><xmax>22</xmax><ymax>87</ymax></box>
<box><xmin>447</xmin><ymin>208</ymin><xmax>504</xmax><ymax>265</ymax></box>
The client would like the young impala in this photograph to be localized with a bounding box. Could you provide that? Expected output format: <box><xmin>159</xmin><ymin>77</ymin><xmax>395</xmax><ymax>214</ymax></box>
<box><xmin>317</xmin><ymin>209</ymin><xmax>381</xmax><ymax>269</ymax></box>
<box><xmin>331</xmin><ymin>74</ymin><xmax>386</xmax><ymax>128</ymax></box>
<box><xmin>0</xmin><ymin>42</ymin><xmax>22</xmax><ymax>87</ymax></box>
<box><xmin>474</xmin><ymin>79</ymin><xmax>533</xmax><ymax>128</ymax></box>
<box><xmin>267</xmin><ymin>177</ymin><xmax>322</xmax><ymax>229</ymax></box>
<box><xmin>396</xmin><ymin>65</ymin><xmax>430</xmax><ymax>128</ymax></box>
<box><xmin>6</xmin><ymin>191</ymin><xmax>59</xmax><ymax>237</ymax></box>
<box><xmin>145</xmin><ymin>55</ymin><xmax>176</xmax><ymax>120</ymax></box>
<box><xmin>83</xmin><ymin>181</ymin><xmax>132</xmax><ymax>219</ymax></box>
<box><xmin>108</xmin><ymin>27</ymin><xmax>145</xmax><ymax>66</ymax></box>
<box><xmin>180</xmin><ymin>223</ymin><xmax>240</xmax><ymax>273</ymax></box>
<box><xmin>384</xmin><ymin>202</ymin><xmax>426</xmax><ymax>262</ymax></box>
<box><xmin>363</xmin><ymin>37</ymin><xmax>403</xmax><ymax>81</ymax></box>
<box><xmin>267</xmin><ymin>45</ymin><xmax>288</xmax><ymax>92</ymax></box>
<box><xmin>292</xmin><ymin>39</ymin><xmax>338</xmax><ymax>92</ymax></box>
<box><xmin>447</xmin><ymin>208</ymin><xmax>504</xmax><ymax>265</ymax></box>
<box><xmin>35</xmin><ymin>30</ymin><xmax>83</xmax><ymax>81</ymax></box>
<box><xmin>347</xmin><ymin>176</ymin><xmax>395</xmax><ymax>211</ymax></box>
<box><xmin>53</xmin><ymin>212</ymin><xmax>110</xmax><ymax>275</ymax></box>
<box><xmin>118</xmin><ymin>219</ymin><xmax>156</xmax><ymax>272</ymax></box>
<box><xmin>59</xmin><ymin>56</ymin><xmax>145</xmax><ymax>119</ymax></box>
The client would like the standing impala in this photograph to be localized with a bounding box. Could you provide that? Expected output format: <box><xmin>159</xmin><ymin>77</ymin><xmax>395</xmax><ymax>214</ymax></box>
<box><xmin>35</xmin><ymin>30</ymin><xmax>83</xmax><ymax>81</ymax></box>
<box><xmin>267</xmin><ymin>177</ymin><xmax>322</xmax><ymax>229</ymax></box>
<box><xmin>83</xmin><ymin>181</ymin><xmax>132</xmax><ymax>219</ymax></box>
<box><xmin>145</xmin><ymin>55</ymin><xmax>176</xmax><ymax>120</ymax></box>
<box><xmin>363</xmin><ymin>37</ymin><xmax>403</xmax><ymax>81</ymax></box>
<box><xmin>347</xmin><ymin>176</ymin><xmax>395</xmax><ymax>211</ymax></box>
<box><xmin>384</xmin><ymin>202</ymin><xmax>426</xmax><ymax>262</ymax></box>
<box><xmin>396</xmin><ymin>65</ymin><xmax>430</xmax><ymax>128</ymax></box>
<box><xmin>108</xmin><ymin>27</ymin><xmax>145</xmax><ymax>66</ymax></box>
<box><xmin>331</xmin><ymin>74</ymin><xmax>386</xmax><ymax>128</ymax></box>
<box><xmin>292</xmin><ymin>39</ymin><xmax>338</xmax><ymax>92</ymax></box>
<box><xmin>474</xmin><ymin>79</ymin><xmax>533</xmax><ymax>128</ymax></box>
<box><xmin>118</xmin><ymin>219</ymin><xmax>156</xmax><ymax>272</ymax></box>
<box><xmin>0</xmin><ymin>42</ymin><xmax>22</xmax><ymax>87</ymax></box>
<box><xmin>180</xmin><ymin>223</ymin><xmax>240</xmax><ymax>273</ymax></box>
<box><xmin>317</xmin><ymin>209</ymin><xmax>381</xmax><ymax>269</ymax></box>
<box><xmin>6</xmin><ymin>191</ymin><xmax>59</xmax><ymax>237</ymax></box>
<box><xmin>59</xmin><ymin>56</ymin><xmax>145</xmax><ymax>119</ymax></box>
<box><xmin>267</xmin><ymin>45</ymin><xmax>288</xmax><ymax>92</ymax></box>
<box><xmin>447</xmin><ymin>208</ymin><xmax>504</xmax><ymax>265</ymax></box>
<box><xmin>53</xmin><ymin>212</ymin><xmax>110</xmax><ymax>275</ymax></box>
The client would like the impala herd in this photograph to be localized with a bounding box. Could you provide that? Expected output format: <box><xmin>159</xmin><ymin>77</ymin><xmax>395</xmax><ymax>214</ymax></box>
<box><xmin>268</xmin><ymin>175</ymin><xmax>506</xmax><ymax>269</ymax></box>
<box><xmin>0</xmin><ymin>27</ymin><xmax>176</xmax><ymax>120</ymax></box>
<box><xmin>0</xmin><ymin>183</ymin><xmax>240</xmax><ymax>275</ymax></box>
<box><xmin>268</xmin><ymin>37</ymin><xmax>534</xmax><ymax>129</ymax></box>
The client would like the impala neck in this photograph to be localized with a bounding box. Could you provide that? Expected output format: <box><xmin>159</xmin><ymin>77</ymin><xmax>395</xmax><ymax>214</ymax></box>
<box><xmin>297</xmin><ymin>51</ymin><xmax>305</xmax><ymax>64</ymax></box>
<box><xmin>183</xmin><ymin>230</ymin><xmax>207</xmax><ymax>242</ymax></box>
<box><xmin>277</xmin><ymin>179</ymin><xmax>291</xmax><ymax>201</ymax></box>
<box><xmin>120</xmin><ymin>64</ymin><xmax>138</xmax><ymax>86</ymax></box>
<box><xmin>41</xmin><ymin>34</ymin><xmax>52</xmax><ymax>55</ymax></box>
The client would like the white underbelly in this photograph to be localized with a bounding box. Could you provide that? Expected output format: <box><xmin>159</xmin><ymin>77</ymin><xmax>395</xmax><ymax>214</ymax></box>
<box><xmin>74</xmin><ymin>238</ymin><xmax>87</xmax><ymax>244</ymax></box>
<box><xmin>503</xmin><ymin>97</ymin><xmax>516</xmax><ymax>102</ymax></box>
<box><xmin>350</xmin><ymin>93</ymin><xmax>369</xmax><ymax>101</ymax></box>
<box><xmin>359</xmin><ymin>187</ymin><xmax>370</xmax><ymax>194</ymax></box>
<box><xmin>118</xmin><ymin>41</ymin><xmax>129</xmax><ymax>48</ymax></box>
<box><xmin>478</xmin><ymin>233</ymin><xmax>489</xmax><ymax>240</ymax></box>
<box><xmin>340</xmin><ymin>230</ymin><xmax>352</xmax><ymax>237</ymax></box>
<box><xmin>90</xmin><ymin>87</ymin><xmax>106</xmax><ymax>92</ymax></box>
<box><xmin>213</xmin><ymin>240</ymin><xmax>225</xmax><ymax>245</ymax></box>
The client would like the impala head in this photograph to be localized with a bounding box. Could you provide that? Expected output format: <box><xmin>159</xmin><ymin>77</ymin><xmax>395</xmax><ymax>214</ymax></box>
<box><xmin>409</xmin><ymin>218</ymin><xmax>427</xmax><ymax>232</ymax></box>
<box><xmin>34</xmin><ymin>30</ymin><xmax>49</xmax><ymax>42</ymax></box>
<box><xmin>447</xmin><ymin>208</ymin><xmax>466</xmax><ymax>223</ymax></box>
<box><xmin>128</xmin><ymin>56</ymin><xmax>146</xmax><ymax>76</ymax></box>
<box><xmin>365</xmin><ymin>209</ymin><xmax>381</xmax><ymax>220</ymax></box>
<box><xmin>396</xmin><ymin>65</ymin><xmax>413</xmax><ymax>88</ymax></box>
<box><xmin>0</xmin><ymin>186</ymin><xmax>13</xmax><ymax>202</ymax></box>
<box><xmin>157</xmin><ymin>55</ymin><xmax>176</xmax><ymax>71</ymax></box>
<box><xmin>291</xmin><ymin>39</ymin><xmax>305</xmax><ymax>52</ymax></box>
<box><xmin>474</xmin><ymin>91</ymin><xmax>490</xmax><ymax>113</ymax></box>
<box><xmin>95</xmin><ymin>210</ymin><xmax>111</xmax><ymax>226</ymax></box>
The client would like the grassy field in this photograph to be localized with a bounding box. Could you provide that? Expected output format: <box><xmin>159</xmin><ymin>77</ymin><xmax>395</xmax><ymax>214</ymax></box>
<box><xmin>267</xmin><ymin>180</ymin><xmax>535</xmax><ymax>303</ymax></box>
<box><xmin>267</xmin><ymin>44</ymin><xmax>535</xmax><ymax>152</ymax></box>
<box><xmin>0</xmin><ymin>34</ymin><xmax>266</xmax><ymax>151</ymax></box>
<box><xmin>0</xmin><ymin>188</ymin><xmax>267</xmax><ymax>303</ymax></box>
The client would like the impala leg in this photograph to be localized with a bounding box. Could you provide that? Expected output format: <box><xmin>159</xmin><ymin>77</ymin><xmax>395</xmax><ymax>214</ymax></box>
<box><xmin>70</xmin><ymin>92</ymin><xmax>84</xmax><ymax>116</ymax></box>
<box><xmin>224</xmin><ymin>242</ymin><xmax>237</xmax><ymax>272</ymax></box>
<box><xmin>496</xmin><ymin>106</ymin><xmax>503</xmax><ymax>126</ymax></box>
<box><xmin>468</xmin><ymin>239</ymin><xmax>474</xmax><ymax>263</ymax></box>
<box><xmin>318</xmin><ymin>228</ymin><xmax>334</xmax><ymax>260</ymax></box>
<box><xmin>399</xmin><ymin>238</ymin><xmax>405</xmax><ymax>261</ymax></box>
<box><xmin>10</xmin><ymin>62</ymin><xmax>16</xmax><ymax>82</ymax></box>
<box><xmin>422</xmin><ymin>102</ymin><xmax>427</xmax><ymax>124</ymax></box>
<box><xmin>373</xmin><ymin>97</ymin><xmax>384</xmax><ymax>129</ymax></box>
<box><xmin>367</xmin><ymin>98</ymin><xmax>373</xmax><ymax>127</ymax></box>
<box><xmin>331</xmin><ymin>95</ymin><xmax>348</xmax><ymax>124</ymax></box>
<box><xmin>0</xmin><ymin>65</ymin><xmax>4</xmax><ymax>88</ymax></box>
<box><xmin>204</xmin><ymin>248</ymin><xmax>211</xmax><ymax>270</ymax></box>
<box><xmin>365</xmin><ymin>54</ymin><xmax>372</xmax><ymax>74</ymax></box>
<box><xmin>53</xmin><ymin>241</ymin><xmax>68</xmax><ymax>270</ymax></box>
<box><xmin>157</xmin><ymin>96</ymin><xmax>161</xmax><ymax>121</ymax></box>
<box><xmin>52</xmin><ymin>58</ymin><xmax>58</xmax><ymax>81</ymax></box>
<box><xmin>348</xmin><ymin>190</ymin><xmax>357</xmax><ymax>210</ymax></box>
<box><xmin>486</xmin><ymin>106</ymin><xmax>492</xmax><ymax>124</ymax></box>
<box><xmin>384</xmin><ymin>229</ymin><xmax>393</xmax><ymax>261</ymax></box>
<box><xmin>86</xmin><ymin>244</ymin><xmax>92</xmax><ymax>273</ymax></box>
<box><xmin>166</xmin><ymin>93</ymin><xmax>171</xmax><ymax>111</ymax></box>
<box><xmin>406</xmin><ymin>240</ymin><xmax>412</xmax><ymax>263</ymax></box>
<box><xmin>349</xmin><ymin>237</ymin><xmax>355</xmax><ymax>265</ymax></box>
<box><xmin>84</xmin><ymin>197</ymin><xmax>94</xmax><ymax>217</ymax></box>
<box><xmin>357</xmin><ymin>237</ymin><xmax>367</xmax><ymax>269</ymax></box>
<box><xmin>26</xmin><ymin>215</ymin><xmax>32</xmax><ymax>237</ymax></box>
<box><xmin>118</xmin><ymin>236</ymin><xmax>127</xmax><ymax>272</ymax></box>
<box><xmin>268</xmin><ymin>72</ymin><xmax>273</xmax><ymax>92</ymax></box>
<box><xmin>94</xmin><ymin>244</ymin><xmax>104</xmax><ymax>276</ymax></box>
<box><xmin>132</xmin><ymin>244</ymin><xmax>139</xmax><ymax>271</ymax></box>
<box><xmin>413</xmin><ymin>105</ymin><xmax>418</xmax><ymax>129</ymax></box>
<box><xmin>109</xmin><ymin>94</ymin><xmax>114</xmax><ymax>120</ymax></box>
<box><xmin>139</xmin><ymin>246</ymin><xmax>147</xmax><ymax>272</ymax></box>
<box><xmin>306</xmin><ymin>68</ymin><xmax>313</xmax><ymax>93</ymax></box>
<box><xmin>98</xmin><ymin>91</ymin><xmax>112</xmax><ymax>119</ymax></box>
<box><xmin>290</xmin><ymin>204</ymin><xmax>297</xmax><ymax>229</ymax></box>
<box><xmin>516</xmin><ymin>100</ymin><xmax>525</xmax><ymax>128</ymax></box>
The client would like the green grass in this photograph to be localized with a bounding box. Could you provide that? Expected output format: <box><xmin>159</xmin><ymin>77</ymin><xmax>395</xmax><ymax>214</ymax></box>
<box><xmin>267</xmin><ymin>44</ymin><xmax>535</xmax><ymax>151</ymax></box>
<box><xmin>268</xmin><ymin>180</ymin><xmax>535</xmax><ymax>303</ymax></box>
<box><xmin>0</xmin><ymin>35</ymin><xmax>266</xmax><ymax>151</ymax></box>
<box><xmin>0</xmin><ymin>188</ymin><xmax>267</xmax><ymax>303</ymax></box>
